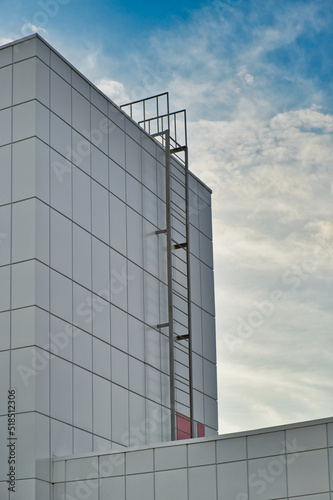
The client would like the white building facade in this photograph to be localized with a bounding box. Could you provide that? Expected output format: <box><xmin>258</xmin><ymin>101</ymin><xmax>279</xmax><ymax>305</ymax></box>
<box><xmin>0</xmin><ymin>34</ymin><xmax>217</xmax><ymax>499</ymax></box>
<box><xmin>1</xmin><ymin>34</ymin><xmax>333</xmax><ymax>500</ymax></box>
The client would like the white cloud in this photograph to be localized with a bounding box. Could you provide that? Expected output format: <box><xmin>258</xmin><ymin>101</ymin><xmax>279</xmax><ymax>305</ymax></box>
<box><xmin>21</xmin><ymin>23</ymin><xmax>48</xmax><ymax>36</ymax></box>
<box><xmin>94</xmin><ymin>78</ymin><xmax>129</xmax><ymax>105</ymax></box>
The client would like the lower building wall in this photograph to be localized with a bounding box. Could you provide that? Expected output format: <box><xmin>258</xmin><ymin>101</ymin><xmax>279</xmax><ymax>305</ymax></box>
<box><xmin>53</xmin><ymin>417</ymin><xmax>333</xmax><ymax>500</ymax></box>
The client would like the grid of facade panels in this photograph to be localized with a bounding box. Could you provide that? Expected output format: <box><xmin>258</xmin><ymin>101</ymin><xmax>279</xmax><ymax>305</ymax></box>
<box><xmin>0</xmin><ymin>34</ymin><xmax>217</xmax><ymax>499</ymax></box>
<box><xmin>54</xmin><ymin>418</ymin><xmax>333</xmax><ymax>500</ymax></box>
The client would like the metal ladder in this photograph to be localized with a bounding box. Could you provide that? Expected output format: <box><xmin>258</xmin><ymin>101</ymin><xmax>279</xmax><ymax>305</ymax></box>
<box><xmin>121</xmin><ymin>93</ymin><xmax>193</xmax><ymax>440</ymax></box>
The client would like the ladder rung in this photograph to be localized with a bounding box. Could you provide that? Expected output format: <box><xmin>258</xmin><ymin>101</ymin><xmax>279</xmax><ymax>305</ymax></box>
<box><xmin>176</xmin><ymin>334</ymin><xmax>190</xmax><ymax>341</ymax></box>
<box><xmin>174</xmin><ymin>242</ymin><xmax>187</xmax><ymax>250</ymax></box>
<box><xmin>171</xmin><ymin>146</ymin><xmax>187</xmax><ymax>154</ymax></box>
<box><xmin>156</xmin><ymin>229</ymin><xmax>167</xmax><ymax>235</ymax></box>
<box><xmin>157</xmin><ymin>323</ymin><xmax>169</xmax><ymax>329</ymax></box>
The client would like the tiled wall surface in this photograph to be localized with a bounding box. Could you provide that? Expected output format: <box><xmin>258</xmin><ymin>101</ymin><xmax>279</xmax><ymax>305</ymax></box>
<box><xmin>0</xmin><ymin>34</ymin><xmax>217</xmax><ymax>498</ymax></box>
<box><xmin>53</xmin><ymin>419</ymin><xmax>333</xmax><ymax>500</ymax></box>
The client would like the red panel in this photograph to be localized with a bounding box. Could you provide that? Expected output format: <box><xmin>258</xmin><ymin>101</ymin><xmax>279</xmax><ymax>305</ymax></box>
<box><xmin>177</xmin><ymin>429</ymin><xmax>191</xmax><ymax>440</ymax></box>
<box><xmin>197</xmin><ymin>422</ymin><xmax>205</xmax><ymax>438</ymax></box>
<box><xmin>176</xmin><ymin>412</ymin><xmax>192</xmax><ymax>440</ymax></box>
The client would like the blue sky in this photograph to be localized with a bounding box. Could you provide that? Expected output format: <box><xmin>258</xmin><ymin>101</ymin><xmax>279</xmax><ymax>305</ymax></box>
<box><xmin>1</xmin><ymin>0</ymin><xmax>333</xmax><ymax>434</ymax></box>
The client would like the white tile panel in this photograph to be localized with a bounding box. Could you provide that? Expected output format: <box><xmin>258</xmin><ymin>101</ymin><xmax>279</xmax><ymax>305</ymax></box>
<box><xmin>204</xmin><ymin>395</ymin><xmax>218</xmax><ymax>430</ymax></box>
<box><xmin>193</xmin><ymin>389</ymin><xmax>204</xmax><ymax>423</ymax></box>
<box><xmin>12</xmin><ymin>138</ymin><xmax>35</xmax><ymax>201</ymax></box>
<box><xmin>110</xmin><ymin>250</ymin><xmax>128</xmax><ymax>311</ymax></box>
<box><xmin>127</xmin><ymin>261</ymin><xmax>144</xmax><ymax>321</ymax></box>
<box><xmin>126</xmin><ymin>136</ymin><xmax>142</xmax><ymax>181</ymax></box>
<box><xmin>99</xmin><ymin>452</ymin><xmax>125</xmax><ymax>477</ymax></box>
<box><xmin>66</xmin><ymin>479</ymin><xmax>98</xmax><ymax>500</ymax></box>
<box><xmin>111</xmin><ymin>304</ymin><xmax>128</xmax><ymax>352</ymax></box>
<box><xmin>73</xmin><ymin>165</ymin><xmax>91</xmax><ymax>231</ymax></box>
<box><xmin>16</xmin><ymin>412</ymin><xmax>35</xmax><ymax>478</ymax></box>
<box><xmin>73</xmin><ymin>282</ymin><xmax>92</xmax><ymax>333</ymax></box>
<box><xmin>72</xmin><ymin>89</ymin><xmax>90</xmax><ymax>138</ymax></box>
<box><xmin>126</xmin><ymin>473</ymin><xmax>154</xmax><ymax>500</ymax></box>
<box><xmin>13</xmin><ymin>58</ymin><xmax>35</xmax><ymax>105</ymax></box>
<box><xmin>50</xmin><ymin>208</ymin><xmax>72</xmax><ymax>278</ymax></box>
<box><xmin>155</xmin><ymin>444</ymin><xmax>187</xmax><ymax>471</ymax></box>
<box><xmin>109</xmin><ymin>159</ymin><xmax>126</xmax><ymax>200</ymax></box>
<box><xmin>109</xmin><ymin>102</ymin><xmax>125</xmax><ymax>130</ymax></box>
<box><xmin>93</xmin><ymin>375</ymin><xmax>111</xmax><ymax>440</ymax></box>
<box><xmin>51</xmin><ymin>355</ymin><xmax>73</xmax><ymax>424</ymax></box>
<box><xmin>112</xmin><ymin>384</ymin><xmax>129</xmax><ymax>445</ymax></box>
<box><xmin>0</xmin><ymin>108</ymin><xmax>11</xmax><ymax>146</ymax></box>
<box><xmin>11</xmin><ymin>260</ymin><xmax>35</xmax><ymax>309</ymax></box>
<box><xmin>188</xmin><ymin>441</ymin><xmax>216</xmax><ymax>467</ymax></box>
<box><xmin>202</xmin><ymin>311</ymin><xmax>216</xmax><ymax>363</ymax></box>
<box><xmin>109</xmin><ymin>124</ymin><xmax>125</xmax><ymax>168</ymax></box>
<box><xmin>51</xmin><ymin>418</ymin><xmax>73</xmax><ymax>457</ymax></box>
<box><xmin>50</xmin><ymin>315</ymin><xmax>72</xmax><ymax>361</ymax></box>
<box><xmin>100</xmin><ymin>476</ymin><xmax>125</xmax><ymax>500</ymax></box>
<box><xmin>188</xmin><ymin>465</ymin><xmax>217</xmax><ymax>500</ymax></box>
<box><xmin>128</xmin><ymin>392</ymin><xmax>146</xmax><ymax>446</ymax></box>
<box><xmin>72</xmin><ymin>70</ymin><xmax>90</xmax><ymax>100</ymax></box>
<box><xmin>50</xmin><ymin>113</ymin><xmax>74</xmax><ymax>161</ymax></box>
<box><xmin>248</xmin><ymin>431</ymin><xmax>285</xmax><ymax>459</ymax></box>
<box><xmin>73</xmin><ymin>365</ymin><xmax>93</xmax><ymax>432</ymax></box>
<box><xmin>92</xmin><ymin>237</ymin><xmax>110</xmax><ymax>295</ymax></box>
<box><xmin>0</xmin><ymin>45</ymin><xmax>12</xmax><ymax>68</ymax></box>
<box><xmin>74</xmin><ymin>428</ymin><xmax>93</xmax><ymax>455</ymax></box>
<box><xmin>287</xmin><ymin>449</ymin><xmax>329</xmax><ymax>497</ymax></box>
<box><xmin>73</xmin><ymin>224</ymin><xmax>91</xmax><ymax>289</ymax></box>
<box><xmin>0</xmin><ymin>205</ymin><xmax>10</xmax><ymax>266</ymax></box>
<box><xmin>126</xmin><ymin>174</ymin><xmax>142</xmax><ymax>213</ymax></box>
<box><xmin>92</xmin><ymin>295</ymin><xmax>111</xmax><ymax>343</ymax></box>
<box><xmin>35</xmin><ymin>413</ymin><xmax>50</xmax><ymax>481</ymax></box>
<box><xmin>111</xmin><ymin>347</ymin><xmax>128</xmax><ymax>388</ymax></box>
<box><xmin>144</xmin><ymin>274</ymin><xmax>160</xmax><ymax>328</ymax></box>
<box><xmin>91</xmin><ymin>87</ymin><xmax>108</xmax><ymax>115</ymax></box>
<box><xmin>248</xmin><ymin>455</ymin><xmax>287</xmax><ymax>500</ymax></box>
<box><xmin>110</xmin><ymin>194</ymin><xmax>127</xmax><ymax>255</ymax></box>
<box><xmin>92</xmin><ymin>181</ymin><xmax>109</xmax><ymax>243</ymax></box>
<box><xmin>127</xmin><ymin>206</ymin><xmax>143</xmax><ymax>267</ymax></box>
<box><xmin>0</xmin><ymin>265</ymin><xmax>10</xmax><ymax>312</ymax></box>
<box><xmin>203</xmin><ymin>359</ymin><xmax>218</xmax><ymax>400</ymax></box>
<box><xmin>0</xmin><ymin>351</ymin><xmax>9</xmax><ymax>414</ymax></box>
<box><xmin>51</xmin><ymin>50</ymin><xmax>71</xmax><ymax>83</ymax></box>
<box><xmin>50</xmin><ymin>149</ymin><xmax>72</xmax><ymax>218</ymax></box>
<box><xmin>128</xmin><ymin>315</ymin><xmax>144</xmax><ymax>361</ymax></box>
<box><xmin>0</xmin><ymin>311</ymin><xmax>10</xmax><ymax>351</ymax></box>
<box><xmin>91</xmin><ymin>145</ymin><xmax>108</xmax><ymax>187</ymax></box>
<box><xmin>218</xmin><ymin>461</ymin><xmax>248</xmax><ymax>500</ymax></box>
<box><xmin>126</xmin><ymin>449</ymin><xmax>153</xmax><ymax>474</ymax></box>
<box><xmin>0</xmin><ymin>145</ymin><xmax>11</xmax><ymax>206</ymax></box>
<box><xmin>72</xmin><ymin>130</ymin><xmax>90</xmax><ymax>174</ymax></box>
<box><xmin>216</xmin><ymin>436</ymin><xmax>247</xmax><ymax>463</ymax></box>
<box><xmin>50</xmin><ymin>269</ymin><xmax>72</xmax><ymax>322</ymax></box>
<box><xmin>142</xmin><ymin>149</ymin><xmax>157</xmax><ymax>193</ymax></box>
<box><xmin>91</xmin><ymin>106</ymin><xmax>108</xmax><ymax>155</ymax></box>
<box><xmin>93</xmin><ymin>337</ymin><xmax>111</xmax><ymax>379</ymax></box>
<box><xmin>0</xmin><ymin>65</ymin><xmax>12</xmax><ymax>110</ymax></box>
<box><xmin>155</xmin><ymin>469</ymin><xmax>188</xmax><ymax>500</ymax></box>
<box><xmin>50</xmin><ymin>70</ymin><xmax>71</xmax><ymax>123</ymax></box>
<box><xmin>73</xmin><ymin>328</ymin><xmax>92</xmax><ymax>371</ymax></box>
<box><xmin>146</xmin><ymin>400</ymin><xmax>163</xmax><ymax>444</ymax></box>
<box><xmin>13</xmin><ymin>38</ymin><xmax>36</xmax><ymax>61</ymax></box>
<box><xmin>286</xmin><ymin>424</ymin><xmax>327</xmax><ymax>452</ymax></box>
<box><xmin>200</xmin><ymin>262</ymin><xmax>215</xmax><ymax>316</ymax></box>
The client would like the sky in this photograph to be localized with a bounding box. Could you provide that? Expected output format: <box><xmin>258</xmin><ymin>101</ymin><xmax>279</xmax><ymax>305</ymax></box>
<box><xmin>1</xmin><ymin>0</ymin><xmax>333</xmax><ymax>434</ymax></box>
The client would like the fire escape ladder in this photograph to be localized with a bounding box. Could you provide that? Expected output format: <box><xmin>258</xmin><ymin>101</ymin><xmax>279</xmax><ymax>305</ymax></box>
<box><xmin>121</xmin><ymin>94</ymin><xmax>193</xmax><ymax>441</ymax></box>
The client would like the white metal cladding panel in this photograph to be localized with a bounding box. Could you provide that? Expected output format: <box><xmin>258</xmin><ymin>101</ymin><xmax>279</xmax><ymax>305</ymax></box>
<box><xmin>54</xmin><ymin>420</ymin><xmax>333</xmax><ymax>500</ymax></box>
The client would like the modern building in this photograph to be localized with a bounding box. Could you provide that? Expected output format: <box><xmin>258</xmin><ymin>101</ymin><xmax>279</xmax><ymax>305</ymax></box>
<box><xmin>0</xmin><ymin>34</ymin><xmax>333</xmax><ymax>500</ymax></box>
